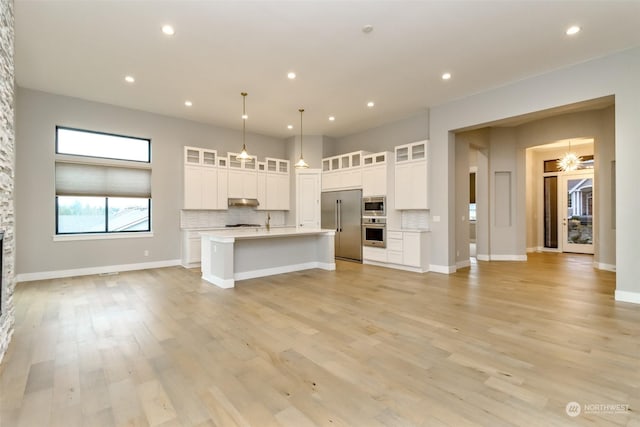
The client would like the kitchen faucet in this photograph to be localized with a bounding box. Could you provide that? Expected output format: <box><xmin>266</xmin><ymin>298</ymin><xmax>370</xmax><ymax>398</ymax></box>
<box><xmin>265</xmin><ymin>212</ymin><xmax>271</xmax><ymax>231</ymax></box>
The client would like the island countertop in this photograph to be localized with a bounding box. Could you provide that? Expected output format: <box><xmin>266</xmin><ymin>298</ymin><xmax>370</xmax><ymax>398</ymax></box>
<box><xmin>200</xmin><ymin>227</ymin><xmax>335</xmax><ymax>243</ymax></box>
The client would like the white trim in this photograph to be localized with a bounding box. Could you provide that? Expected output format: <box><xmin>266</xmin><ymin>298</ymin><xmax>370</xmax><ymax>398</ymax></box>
<box><xmin>429</xmin><ymin>264</ymin><xmax>456</xmax><ymax>274</ymax></box>
<box><xmin>456</xmin><ymin>259</ymin><xmax>471</xmax><ymax>269</ymax></box>
<box><xmin>201</xmin><ymin>273</ymin><xmax>235</xmax><ymax>289</ymax></box>
<box><xmin>476</xmin><ymin>254</ymin><xmax>490</xmax><ymax>261</ymax></box>
<box><xmin>181</xmin><ymin>261</ymin><xmax>201</xmax><ymax>269</ymax></box>
<box><xmin>526</xmin><ymin>247</ymin><xmax>537</xmax><ymax>253</ymax></box>
<box><xmin>363</xmin><ymin>259</ymin><xmax>429</xmax><ymax>273</ymax></box>
<box><xmin>594</xmin><ymin>262</ymin><xmax>616</xmax><ymax>272</ymax></box>
<box><xmin>16</xmin><ymin>259</ymin><xmax>181</xmax><ymax>282</ymax></box>
<box><xmin>235</xmin><ymin>261</ymin><xmax>335</xmax><ymax>282</ymax></box>
<box><xmin>490</xmin><ymin>255</ymin><xmax>528</xmax><ymax>261</ymax></box>
<box><xmin>540</xmin><ymin>247</ymin><xmax>561</xmax><ymax>253</ymax></box>
<box><xmin>614</xmin><ymin>291</ymin><xmax>640</xmax><ymax>304</ymax></box>
<box><xmin>53</xmin><ymin>232</ymin><xmax>154</xmax><ymax>242</ymax></box>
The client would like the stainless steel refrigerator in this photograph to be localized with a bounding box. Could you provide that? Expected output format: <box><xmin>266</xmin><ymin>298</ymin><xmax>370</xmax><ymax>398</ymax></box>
<box><xmin>321</xmin><ymin>189</ymin><xmax>362</xmax><ymax>262</ymax></box>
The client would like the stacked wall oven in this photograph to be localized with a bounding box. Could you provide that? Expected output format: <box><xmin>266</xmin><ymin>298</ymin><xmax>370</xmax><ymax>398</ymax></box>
<box><xmin>321</xmin><ymin>190</ymin><xmax>362</xmax><ymax>262</ymax></box>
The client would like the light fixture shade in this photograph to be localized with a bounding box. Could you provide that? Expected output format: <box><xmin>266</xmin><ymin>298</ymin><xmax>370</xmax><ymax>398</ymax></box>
<box><xmin>295</xmin><ymin>157</ymin><xmax>309</xmax><ymax>168</ymax></box>
<box><xmin>237</xmin><ymin>144</ymin><xmax>250</xmax><ymax>160</ymax></box>
<box><xmin>236</xmin><ymin>92</ymin><xmax>250</xmax><ymax>161</ymax></box>
<box><xmin>295</xmin><ymin>108</ymin><xmax>309</xmax><ymax>169</ymax></box>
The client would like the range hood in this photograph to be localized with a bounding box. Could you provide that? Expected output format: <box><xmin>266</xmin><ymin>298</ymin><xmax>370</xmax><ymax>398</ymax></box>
<box><xmin>228</xmin><ymin>198</ymin><xmax>260</xmax><ymax>208</ymax></box>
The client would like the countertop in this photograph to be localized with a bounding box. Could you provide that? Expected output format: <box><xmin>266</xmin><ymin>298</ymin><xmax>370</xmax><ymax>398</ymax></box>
<box><xmin>200</xmin><ymin>227</ymin><xmax>335</xmax><ymax>243</ymax></box>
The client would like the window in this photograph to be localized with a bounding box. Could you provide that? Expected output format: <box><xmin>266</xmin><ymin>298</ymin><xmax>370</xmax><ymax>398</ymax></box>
<box><xmin>55</xmin><ymin>127</ymin><xmax>151</xmax><ymax>235</ymax></box>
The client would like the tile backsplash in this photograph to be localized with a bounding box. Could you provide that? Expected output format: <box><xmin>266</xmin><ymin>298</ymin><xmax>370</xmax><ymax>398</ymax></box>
<box><xmin>181</xmin><ymin>208</ymin><xmax>285</xmax><ymax>229</ymax></box>
<box><xmin>401</xmin><ymin>210</ymin><xmax>430</xmax><ymax>230</ymax></box>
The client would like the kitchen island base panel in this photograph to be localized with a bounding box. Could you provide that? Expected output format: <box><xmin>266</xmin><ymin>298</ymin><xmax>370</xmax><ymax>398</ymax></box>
<box><xmin>201</xmin><ymin>230</ymin><xmax>335</xmax><ymax>288</ymax></box>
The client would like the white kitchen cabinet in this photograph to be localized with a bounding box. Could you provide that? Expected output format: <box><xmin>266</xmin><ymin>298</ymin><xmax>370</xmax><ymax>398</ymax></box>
<box><xmin>265</xmin><ymin>158</ymin><xmax>290</xmax><ymax>210</ymax></box>
<box><xmin>395</xmin><ymin>141</ymin><xmax>428</xmax><ymax>209</ymax></box>
<box><xmin>256</xmin><ymin>162</ymin><xmax>267</xmax><ymax>210</ymax></box>
<box><xmin>183</xmin><ymin>147</ymin><xmax>222</xmax><ymax>210</ymax></box>
<box><xmin>185</xmin><ymin>146</ymin><xmax>217</xmax><ymax>166</ymax></box>
<box><xmin>217</xmin><ymin>157</ymin><xmax>228</xmax><ymax>208</ymax></box>
<box><xmin>363</xmin><ymin>246</ymin><xmax>387</xmax><ymax>263</ymax></box>
<box><xmin>227</xmin><ymin>153</ymin><xmax>258</xmax><ymax>199</ymax></box>
<box><xmin>362</xmin><ymin>152</ymin><xmax>392</xmax><ymax>196</ymax></box>
<box><xmin>321</xmin><ymin>150</ymin><xmax>368</xmax><ymax>191</ymax></box>
<box><xmin>181</xmin><ymin>229</ymin><xmax>204</xmax><ymax>268</ymax></box>
<box><xmin>363</xmin><ymin>229</ymin><xmax>430</xmax><ymax>272</ymax></box>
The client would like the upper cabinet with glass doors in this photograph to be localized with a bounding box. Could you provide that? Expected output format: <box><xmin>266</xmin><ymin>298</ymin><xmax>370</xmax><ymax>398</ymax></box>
<box><xmin>394</xmin><ymin>141</ymin><xmax>428</xmax><ymax>209</ymax></box>
<box><xmin>321</xmin><ymin>150</ymin><xmax>368</xmax><ymax>191</ymax></box>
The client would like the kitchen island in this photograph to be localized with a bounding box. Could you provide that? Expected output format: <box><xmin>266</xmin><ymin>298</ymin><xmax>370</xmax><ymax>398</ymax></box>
<box><xmin>200</xmin><ymin>227</ymin><xmax>336</xmax><ymax>288</ymax></box>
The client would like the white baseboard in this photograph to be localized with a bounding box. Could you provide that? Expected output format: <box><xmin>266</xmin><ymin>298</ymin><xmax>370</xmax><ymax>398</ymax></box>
<box><xmin>201</xmin><ymin>273</ymin><xmax>235</xmax><ymax>289</ymax></box>
<box><xmin>181</xmin><ymin>261</ymin><xmax>201</xmax><ymax>269</ymax></box>
<box><xmin>526</xmin><ymin>247</ymin><xmax>538</xmax><ymax>253</ymax></box>
<box><xmin>456</xmin><ymin>259</ymin><xmax>471</xmax><ymax>269</ymax></box>
<box><xmin>476</xmin><ymin>254</ymin><xmax>490</xmax><ymax>261</ymax></box>
<box><xmin>490</xmin><ymin>254</ymin><xmax>528</xmax><ymax>261</ymax></box>
<box><xmin>594</xmin><ymin>262</ymin><xmax>616</xmax><ymax>272</ymax></box>
<box><xmin>16</xmin><ymin>259</ymin><xmax>182</xmax><ymax>282</ymax></box>
<box><xmin>429</xmin><ymin>264</ymin><xmax>456</xmax><ymax>274</ymax></box>
<box><xmin>363</xmin><ymin>259</ymin><xmax>428</xmax><ymax>273</ymax></box>
<box><xmin>614</xmin><ymin>290</ymin><xmax>640</xmax><ymax>304</ymax></box>
<box><xmin>235</xmin><ymin>261</ymin><xmax>335</xmax><ymax>282</ymax></box>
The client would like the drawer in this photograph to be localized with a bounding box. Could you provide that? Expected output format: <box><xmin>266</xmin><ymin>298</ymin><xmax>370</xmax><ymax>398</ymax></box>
<box><xmin>387</xmin><ymin>231</ymin><xmax>403</xmax><ymax>240</ymax></box>
<box><xmin>387</xmin><ymin>250</ymin><xmax>403</xmax><ymax>264</ymax></box>
<box><xmin>363</xmin><ymin>246</ymin><xmax>387</xmax><ymax>263</ymax></box>
<box><xmin>387</xmin><ymin>238</ymin><xmax>403</xmax><ymax>252</ymax></box>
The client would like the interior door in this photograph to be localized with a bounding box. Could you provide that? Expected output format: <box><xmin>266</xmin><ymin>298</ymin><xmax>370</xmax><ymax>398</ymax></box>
<box><xmin>560</xmin><ymin>172</ymin><xmax>594</xmax><ymax>254</ymax></box>
<box><xmin>296</xmin><ymin>170</ymin><xmax>321</xmax><ymax>228</ymax></box>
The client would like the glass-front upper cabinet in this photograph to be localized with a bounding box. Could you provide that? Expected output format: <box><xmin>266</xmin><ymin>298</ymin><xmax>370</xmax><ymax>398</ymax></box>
<box><xmin>395</xmin><ymin>141</ymin><xmax>427</xmax><ymax>163</ymax></box>
<box><xmin>184</xmin><ymin>146</ymin><xmax>217</xmax><ymax>166</ymax></box>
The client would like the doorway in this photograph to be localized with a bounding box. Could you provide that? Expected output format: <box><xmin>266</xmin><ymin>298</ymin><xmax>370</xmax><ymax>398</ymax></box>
<box><xmin>560</xmin><ymin>172</ymin><xmax>594</xmax><ymax>254</ymax></box>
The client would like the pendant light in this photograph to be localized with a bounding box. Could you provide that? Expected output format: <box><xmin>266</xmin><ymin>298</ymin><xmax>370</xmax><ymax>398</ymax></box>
<box><xmin>236</xmin><ymin>92</ymin><xmax>250</xmax><ymax>160</ymax></box>
<box><xmin>294</xmin><ymin>108</ymin><xmax>309</xmax><ymax>169</ymax></box>
<box><xmin>557</xmin><ymin>140</ymin><xmax>582</xmax><ymax>172</ymax></box>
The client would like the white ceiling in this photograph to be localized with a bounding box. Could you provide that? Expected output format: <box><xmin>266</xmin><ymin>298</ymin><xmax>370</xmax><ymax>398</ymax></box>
<box><xmin>14</xmin><ymin>1</ymin><xmax>640</xmax><ymax>139</ymax></box>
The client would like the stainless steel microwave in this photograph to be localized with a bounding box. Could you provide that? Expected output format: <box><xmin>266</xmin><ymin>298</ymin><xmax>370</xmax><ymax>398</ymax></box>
<box><xmin>362</xmin><ymin>196</ymin><xmax>386</xmax><ymax>216</ymax></box>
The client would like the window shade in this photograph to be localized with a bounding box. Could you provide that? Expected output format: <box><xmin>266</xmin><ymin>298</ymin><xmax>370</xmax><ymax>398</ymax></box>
<box><xmin>55</xmin><ymin>162</ymin><xmax>151</xmax><ymax>198</ymax></box>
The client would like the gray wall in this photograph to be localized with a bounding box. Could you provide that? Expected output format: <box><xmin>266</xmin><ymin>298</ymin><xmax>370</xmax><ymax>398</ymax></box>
<box><xmin>15</xmin><ymin>88</ymin><xmax>287</xmax><ymax>275</ymax></box>
<box><xmin>430</xmin><ymin>47</ymin><xmax>639</xmax><ymax>301</ymax></box>
<box><xmin>329</xmin><ymin>111</ymin><xmax>429</xmax><ymax>156</ymax></box>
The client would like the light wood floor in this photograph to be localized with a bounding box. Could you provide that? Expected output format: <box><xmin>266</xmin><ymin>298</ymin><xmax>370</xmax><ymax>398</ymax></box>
<box><xmin>1</xmin><ymin>253</ymin><xmax>638</xmax><ymax>426</ymax></box>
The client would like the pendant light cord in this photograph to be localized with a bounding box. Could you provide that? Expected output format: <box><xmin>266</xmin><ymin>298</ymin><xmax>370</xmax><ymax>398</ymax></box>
<box><xmin>299</xmin><ymin>108</ymin><xmax>304</xmax><ymax>158</ymax></box>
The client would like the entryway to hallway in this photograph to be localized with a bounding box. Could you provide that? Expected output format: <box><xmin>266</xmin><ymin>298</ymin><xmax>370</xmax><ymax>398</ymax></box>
<box><xmin>453</xmin><ymin>96</ymin><xmax>615</xmax><ymax>273</ymax></box>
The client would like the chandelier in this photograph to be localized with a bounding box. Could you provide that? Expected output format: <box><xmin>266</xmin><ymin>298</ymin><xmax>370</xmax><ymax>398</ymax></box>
<box><xmin>557</xmin><ymin>140</ymin><xmax>582</xmax><ymax>172</ymax></box>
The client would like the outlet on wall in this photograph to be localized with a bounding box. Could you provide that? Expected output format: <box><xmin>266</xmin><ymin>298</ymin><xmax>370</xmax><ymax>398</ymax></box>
<box><xmin>144</xmin><ymin>250</ymin><xmax>149</xmax><ymax>257</ymax></box>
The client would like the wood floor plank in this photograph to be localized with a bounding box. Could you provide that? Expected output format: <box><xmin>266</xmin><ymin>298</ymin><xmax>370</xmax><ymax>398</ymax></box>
<box><xmin>1</xmin><ymin>253</ymin><xmax>637</xmax><ymax>426</ymax></box>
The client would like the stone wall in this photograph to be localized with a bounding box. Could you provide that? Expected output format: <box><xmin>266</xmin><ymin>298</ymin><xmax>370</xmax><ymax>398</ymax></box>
<box><xmin>0</xmin><ymin>0</ymin><xmax>15</xmax><ymax>364</ymax></box>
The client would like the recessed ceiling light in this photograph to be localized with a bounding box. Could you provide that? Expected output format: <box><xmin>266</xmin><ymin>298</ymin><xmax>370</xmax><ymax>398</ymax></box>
<box><xmin>162</xmin><ymin>25</ymin><xmax>175</xmax><ymax>36</ymax></box>
<box><xmin>367</xmin><ymin>101</ymin><xmax>375</xmax><ymax>108</ymax></box>
<box><xmin>124</xmin><ymin>75</ymin><xmax>135</xmax><ymax>83</ymax></box>
<box><xmin>329</xmin><ymin>116</ymin><xmax>335</xmax><ymax>121</ymax></box>
<box><xmin>287</xmin><ymin>125</ymin><xmax>293</xmax><ymax>129</ymax></box>
<box><xmin>442</xmin><ymin>72</ymin><xmax>452</xmax><ymax>80</ymax></box>
<box><xmin>362</xmin><ymin>24</ymin><xmax>374</xmax><ymax>34</ymax></box>
<box><xmin>184</xmin><ymin>100</ymin><xmax>193</xmax><ymax>107</ymax></box>
<box><xmin>287</xmin><ymin>72</ymin><xmax>296</xmax><ymax>79</ymax></box>
<box><xmin>566</xmin><ymin>25</ymin><xmax>581</xmax><ymax>36</ymax></box>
